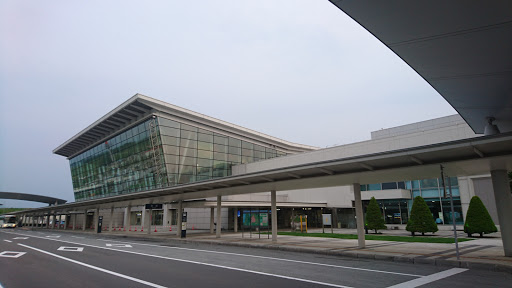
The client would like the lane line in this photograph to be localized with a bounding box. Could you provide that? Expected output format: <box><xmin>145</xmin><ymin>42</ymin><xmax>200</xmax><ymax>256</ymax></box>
<box><xmin>93</xmin><ymin>238</ymin><xmax>421</xmax><ymax>277</ymax></box>
<box><xmin>6</xmin><ymin>230</ymin><xmax>420</xmax><ymax>277</ymax></box>
<box><xmin>4</xmin><ymin>240</ymin><xmax>12</xmax><ymax>243</ymax></box>
<box><xmin>387</xmin><ymin>268</ymin><xmax>468</xmax><ymax>288</ymax></box>
<box><xmin>17</xmin><ymin>244</ymin><xmax>166</xmax><ymax>288</ymax></box>
<box><xmin>7</xmin><ymin>231</ymin><xmax>353</xmax><ymax>288</ymax></box>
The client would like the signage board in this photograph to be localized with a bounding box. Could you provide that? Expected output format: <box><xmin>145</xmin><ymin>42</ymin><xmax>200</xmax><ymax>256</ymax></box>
<box><xmin>322</xmin><ymin>214</ymin><xmax>332</xmax><ymax>225</ymax></box>
<box><xmin>145</xmin><ymin>204</ymin><xmax>163</xmax><ymax>210</ymax></box>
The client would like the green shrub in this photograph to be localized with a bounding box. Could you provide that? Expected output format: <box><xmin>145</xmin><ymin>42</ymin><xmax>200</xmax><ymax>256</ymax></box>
<box><xmin>406</xmin><ymin>196</ymin><xmax>438</xmax><ymax>236</ymax></box>
<box><xmin>464</xmin><ymin>196</ymin><xmax>497</xmax><ymax>237</ymax></box>
<box><xmin>366</xmin><ymin>197</ymin><xmax>386</xmax><ymax>233</ymax></box>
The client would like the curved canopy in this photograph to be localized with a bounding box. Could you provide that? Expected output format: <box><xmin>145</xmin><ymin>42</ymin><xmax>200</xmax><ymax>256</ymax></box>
<box><xmin>329</xmin><ymin>0</ymin><xmax>512</xmax><ymax>134</ymax></box>
<box><xmin>0</xmin><ymin>192</ymin><xmax>67</xmax><ymax>205</ymax></box>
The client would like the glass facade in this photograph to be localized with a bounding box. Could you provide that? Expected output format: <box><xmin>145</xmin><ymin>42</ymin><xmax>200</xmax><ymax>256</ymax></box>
<box><xmin>158</xmin><ymin>116</ymin><xmax>286</xmax><ymax>185</ymax></box>
<box><xmin>70</xmin><ymin>116</ymin><xmax>288</xmax><ymax>202</ymax></box>
<box><xmin>70</xmin><ymin>118</ymin><xmax>166</xmax><ymax>201</ymax></box>
<box><xmin>361</xmin><ymin>177</ymin><xmax>464</xmax><ymax>224</ymax></box>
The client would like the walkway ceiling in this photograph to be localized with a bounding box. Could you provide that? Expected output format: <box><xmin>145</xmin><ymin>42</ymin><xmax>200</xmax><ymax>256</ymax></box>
<box><xmin>16</xmin><ymin>132</ymin><xmax>512</xmax><ymax>214</ymax></box>
<box><xmin>329</xmin><ymin>1</ymin><xmax>512</xmax><ymax>134</ymax></box>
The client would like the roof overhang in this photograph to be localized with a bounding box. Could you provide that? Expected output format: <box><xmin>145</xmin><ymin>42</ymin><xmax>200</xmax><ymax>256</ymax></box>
<box><xmin>329</xmin><ymin>1</ymin><xmax>512</xmax><ymax>134</ymax></box>
<box><xmin>16</xmin><ymin>132</ymin><xmax>512</xmax><ymax>215</ymax></box>
<box><xmin>53</xmin><ymin>94</ymin><xmax>316</xmax><ymax>158</ymax></box>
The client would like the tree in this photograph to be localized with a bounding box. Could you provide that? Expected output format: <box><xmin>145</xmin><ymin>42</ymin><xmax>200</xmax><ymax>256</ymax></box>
<box><xmin>365</xmin><ymin>197</ymin><xmax>386</xmax><ymax>233</ymax></box>
<box><xmin>406</xmin><ymin>196</ymin><xmax>438</xmax><ymax>236</ymax></box>
<box><xmin>464</xmin><ymin>196</ymin><xmax>497</xmax><ymax>237</ymax></box>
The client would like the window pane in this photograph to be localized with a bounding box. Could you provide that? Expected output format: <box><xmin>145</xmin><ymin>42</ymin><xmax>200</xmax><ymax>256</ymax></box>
<box><xmin>420</xmin><ymin>178</ymin><xmax>438</xmax><ymax>188</ymax></box>
<box><xmin>228</xmin><ymin>137</ymin><xmax>241</xmax><ymax>147</ymax></box>
<box><xmin>382</xmin><ymin>182</ymin><xmax>398</xmax><ymax>190</ymax></box>
<box><xmin>241</xmin><ymin>141</ymin><xmax>253</xmax><ymax>150</ymax></box>
<box><xmin>180</xmin><ymin>130</ymin><xmax>197</xmax><ymax>140</ymax></box>
<box><xmin>368</xmin><ymin>183</ymin><xmax>381</xmax><ymax>191</ymax></box>
<box><xmin>214</xmin><ymin>152</ymin><xmax>228</xmax><ymax>161</ymax></box>
<box><xmin>198</xmin><ymin>141</ymin><xmax>213</xmax><ymax>151</ymax></box>
<box><xmin>180</xmin><ymin>138</ymin><xmax>197</xmax><ymax>149</ymax></box>
<box><xmin>214</xmin><ymin>134</ymin><xmax>228</xmax><ymax>145</ymax></box>
<box><xmin>197</xmin><ymin>158</ymin><xmax>212</xmax><ymax>167</ymax></box>
<box><xmin>198</xmin><ymin>133</ymin><xmax>213</xmax><ymax>143</ymax></box>
<box><xmin>198</xmin><ymin>150</ymin><xmax>213</xmax><ymax>159</ymax></box>
<box><xmin>214</xmin><ymin>144</ymin><xmax>228</xmax><ymax>153</ymax></box>
<box><xmin>181</xmin><ymin>123</ymin><xmax>198</xmax><ymax>132</ymax></box>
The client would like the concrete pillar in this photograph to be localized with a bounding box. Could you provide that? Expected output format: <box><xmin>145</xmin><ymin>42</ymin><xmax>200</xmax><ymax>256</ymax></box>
<box><xmin>82</xmin><ymin>211</ymin><xmax>87</xmax><ymax>231</ymax></box>
<box><xmin>141</xmin><ymin>207</ymin><xmax>146</xmax><ymax>232</ymax></box>
<box><xmin>353</xmin><ymin>183</ymin><xmax>365</xmax><ymax>248</ymax></box>
<box><xmin>145</xmin><ymin>210</ymin><xmax>151</xmax><ymax>235</ymax></box>
<box><xmin>216</xmin><ymin>195</ymin><xmax>222</xmax><ymax>238</ymax></box>
<box><xmin>57</xmin><ymin>215</ymin><xmax>61</xmax><ymax>229</ymax></box>
<box><xmin>93</xmin><ymin>208</ymin><xmax>99</xmax><ymax>233</ymax></box>
<box><xmin>210</xmin><ymin>207</ymin><xmax>215</xmax><ymax>234</ymax></box>
<box><xmin>163</xmin><ymin>204</ymin><xmax>169</xmax><ymax>228</ymax></box>
<box><xmin>46</xmin><ymin>215</ymin><xmax>50</xmax><ymax>229</ymax></box>
<box><xmin>177</xmin><ymin>201</ymin><xmax>183</xmax><ymax>237</ymax></box>
<box><xmin>109</xmin><ymin>207</ymin><xmax>114</xmax><ymax>232</ymax></box>
<box><xmin>234</xmin><ymin>206</ymin><xmax>238</xmax><ymax>233</ymax></box>
<box><xmin>31</xmin><ymin>216</ymin><xmax>35</xmax><ymax>227</ymax></box>
<box><xmin>124</xmin><ymin>206</ymin><xmax>131</xmax><ymax>230</ymax></box>
<box><xmin>271</xmin><ymin>190</ymin><xmax>277</xmax><ymax>243</ymax></box>
<box><xmin>491</xmin><ymin>170</ymin><xmax>512</xmax><ymax>256</ymax></box>
<box><xmin>72</xmin><ymin>214</ymin><xmax>76</xmax><ymax>230</ymax></box>
<box><xmin>51</xmin><ymin>214</ymin><xmax>56</xmax><ymax>229</ymax></box>
<box><xmin>63</xmin><ymin>215</ymin><xmax>68</xmax><ymax>230</ymax></box>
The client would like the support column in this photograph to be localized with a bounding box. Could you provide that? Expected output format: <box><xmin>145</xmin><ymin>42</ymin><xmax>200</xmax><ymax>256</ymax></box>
<box><xmin>109</xmin><ymin>207</ymin><xmax>114</xmax><ymax>232</ymax></box>
<box><xmin>491</xmin><ymin>170</ymin><xmax>512</xmax><ymax>256</ymax></box>
<box><xmin>51</xmin><ymin>214</ymin><xmax>56</xmax><ymax>229</ymax></box>
<box><xmin>271</xmin><ymin>190</ymin><xmax>277</xmax><ymax>243</ymax></box>
<box><xmin>82</xmin><ymin>211</ymin><xmax>87</xmax><ymax>231</ymax></box>
<box><xmin>57</xmin><ymin>215</ymin><xmax>61</xmax><ymax>229</ymax></box>
<box><xmin>63</xmin><ymin>215</ymin><xmax>68</xmax><ymax>230</ymax></box>
<box><xmin>177</xmin><ymin>201</ymin><xmax>183</xmax><ymax>237</ymax></box>
<box><xmin>234</xmin><ymin>206</ymin><xmax>238</xmax><ymax>233</ymax></box>
<box><xmin>163</xmin><ymin>204</ymin><xmax>169</xmax><ymax>228</ymax></box>
<box><xmin>124</xmin><ymin>205</ymin><xmax>131</xmax><ymax>230</ymax></box>
<box><xmin>141</xmin><ymin>207</ymin><xmax>146</xmax><ymax>232</ymax></box>
<box><xmin>72</xmin><ymin>214</ymin><xmax>76</xmax><ymax>230</ymax></box>
<box><xmin>93</xmin><ymin>208</ymin><xmax>99</xmax><ymax>233</ymax></box>
<box><xmin>216</xmin><ymin>195</ymin><xmax>222</xmax><ymax>238</ymax></box>
<box><xmin>31</xmin><ymin>216</ymin><xmax>35</xmax><ymax>227</ymax></box>
<box><xmin>46</xmin><ymin>215</ymin><xmax>50</xmax><ymax>229</ymax></box>
<box><xmin>353</xmin><ymin>183</ymin><xmax>365</xmax><ymax>248</ymax></box>
<box><xmin>210</xmin><ymin>207</ymin><xmax>215</xmax><ymax>234</ymax></box>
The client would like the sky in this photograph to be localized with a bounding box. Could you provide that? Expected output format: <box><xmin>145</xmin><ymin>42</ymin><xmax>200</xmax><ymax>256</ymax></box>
<box><xmin>0</xmin><ymin>1</ymin><xmax>456</xmax><ymax>208</ymax></box>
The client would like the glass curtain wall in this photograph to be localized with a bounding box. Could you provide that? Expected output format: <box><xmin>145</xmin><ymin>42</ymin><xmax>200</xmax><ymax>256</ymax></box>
<box><xmin>159</xmin><ymin>116</ymin><xmax>287</xmax><ymax>186</ymax></box>
<box><xmin>70</xmin><ymin>115</ymin><xmax>288</xmax><ymax>202</ymax></box>
<box><xmin>70</xmin><ymin>117</ymin><xmax>167</xmax><ymax>201</ymax></box>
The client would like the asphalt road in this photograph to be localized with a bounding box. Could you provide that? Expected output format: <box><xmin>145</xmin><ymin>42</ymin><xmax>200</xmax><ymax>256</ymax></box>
<box><xmin>1</xmin><ymin>229</ymin><xmax>511</xmax><ymax>288</ymax></box>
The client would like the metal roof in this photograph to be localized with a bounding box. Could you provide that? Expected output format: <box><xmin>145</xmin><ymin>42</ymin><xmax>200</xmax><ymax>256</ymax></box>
<box><xmin>329</xmin><ymin>1</ymin><xmax>512</xmax><ymax>134</ymax></box>
<box><xmin>53</xmin><ymin>94</ymin><xmax>317</xmax><ymax>158</ymax></box>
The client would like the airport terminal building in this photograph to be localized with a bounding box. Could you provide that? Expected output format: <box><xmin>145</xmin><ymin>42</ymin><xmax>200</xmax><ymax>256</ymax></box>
<box><xmin>45</xmin><ymin>94</ymin><xmax>498</xmax><ymax>232</ymax></box>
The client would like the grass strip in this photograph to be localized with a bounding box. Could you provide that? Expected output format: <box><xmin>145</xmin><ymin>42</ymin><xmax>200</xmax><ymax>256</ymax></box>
<box><xmin>276</xmin><ymin>232</ymin><xmax>473</xmax><ymax>243</ymax></box>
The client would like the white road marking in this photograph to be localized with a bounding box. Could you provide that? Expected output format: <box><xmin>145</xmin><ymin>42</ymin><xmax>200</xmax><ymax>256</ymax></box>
<box><xmin>0</xmin><ymin>251</ymin><xmax>26</xmax><ymax>258</ymax></box>
<box><xmin>94</xmin><ymin>238</ymin><xmax>422</xmax><ymax>277</ymax></box>
<box><xmin>18</xmin><ymin>244</ymin><xmax>166</xmax><ymax>288</ymax></box>
<box><xmin>4</xmin><ymin>240</ymin><xmax>12</xmax><ymax>243</ymax></box>
<box><xmin>71</xmin><ymin>236</ymin><xmax>85</xmax><ymax>239</ymax></box>
<box><xmin>106</xmin><ymin>243</ymin><xmax>132</xmax><ymax>248</ymax></box>
<box><xmin>387</xmin><ymin>268</ymin><xmax>468</xmax><ymax>288</ymax></box>
<box><xmin>12</xmin><ymin>237</ymin><xmax>28</xmax><ymax>240</ymax></box>
<box><xmin>7</xmin><ymin>231</ymin><xmax>354</xmax><ymax>288</ymax></box>
<box><xmin>58</xmin><ymin>246</ymin><xmax>84</xmax><ymax>252</ymax></box>
<box><xmin>45</xmin><ymin>235</ymin><xmax>60</xmax><ymax>238</ymax></box>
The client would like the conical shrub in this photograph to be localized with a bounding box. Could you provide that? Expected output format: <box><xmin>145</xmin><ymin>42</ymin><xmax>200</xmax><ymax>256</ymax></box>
<box><xmin>406</xmin><ymin>196</ymin><xmax>438</xmax><ymax>236</ymax></box>
<box><xmin>366</xmin><ymin>197</ymin><xmax>386</xmax><ymax>233</ymax></box>
<box><xmin>464</xmin><ymin>196</ymin><xmax>497</xmax><ymax>237</ymax></box>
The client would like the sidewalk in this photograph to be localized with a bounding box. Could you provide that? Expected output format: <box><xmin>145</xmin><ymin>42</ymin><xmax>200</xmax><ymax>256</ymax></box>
<box><xmin>25</xmin><ymin>227</ymin><xmax>512</xmax><ymax>274</ymax></box>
